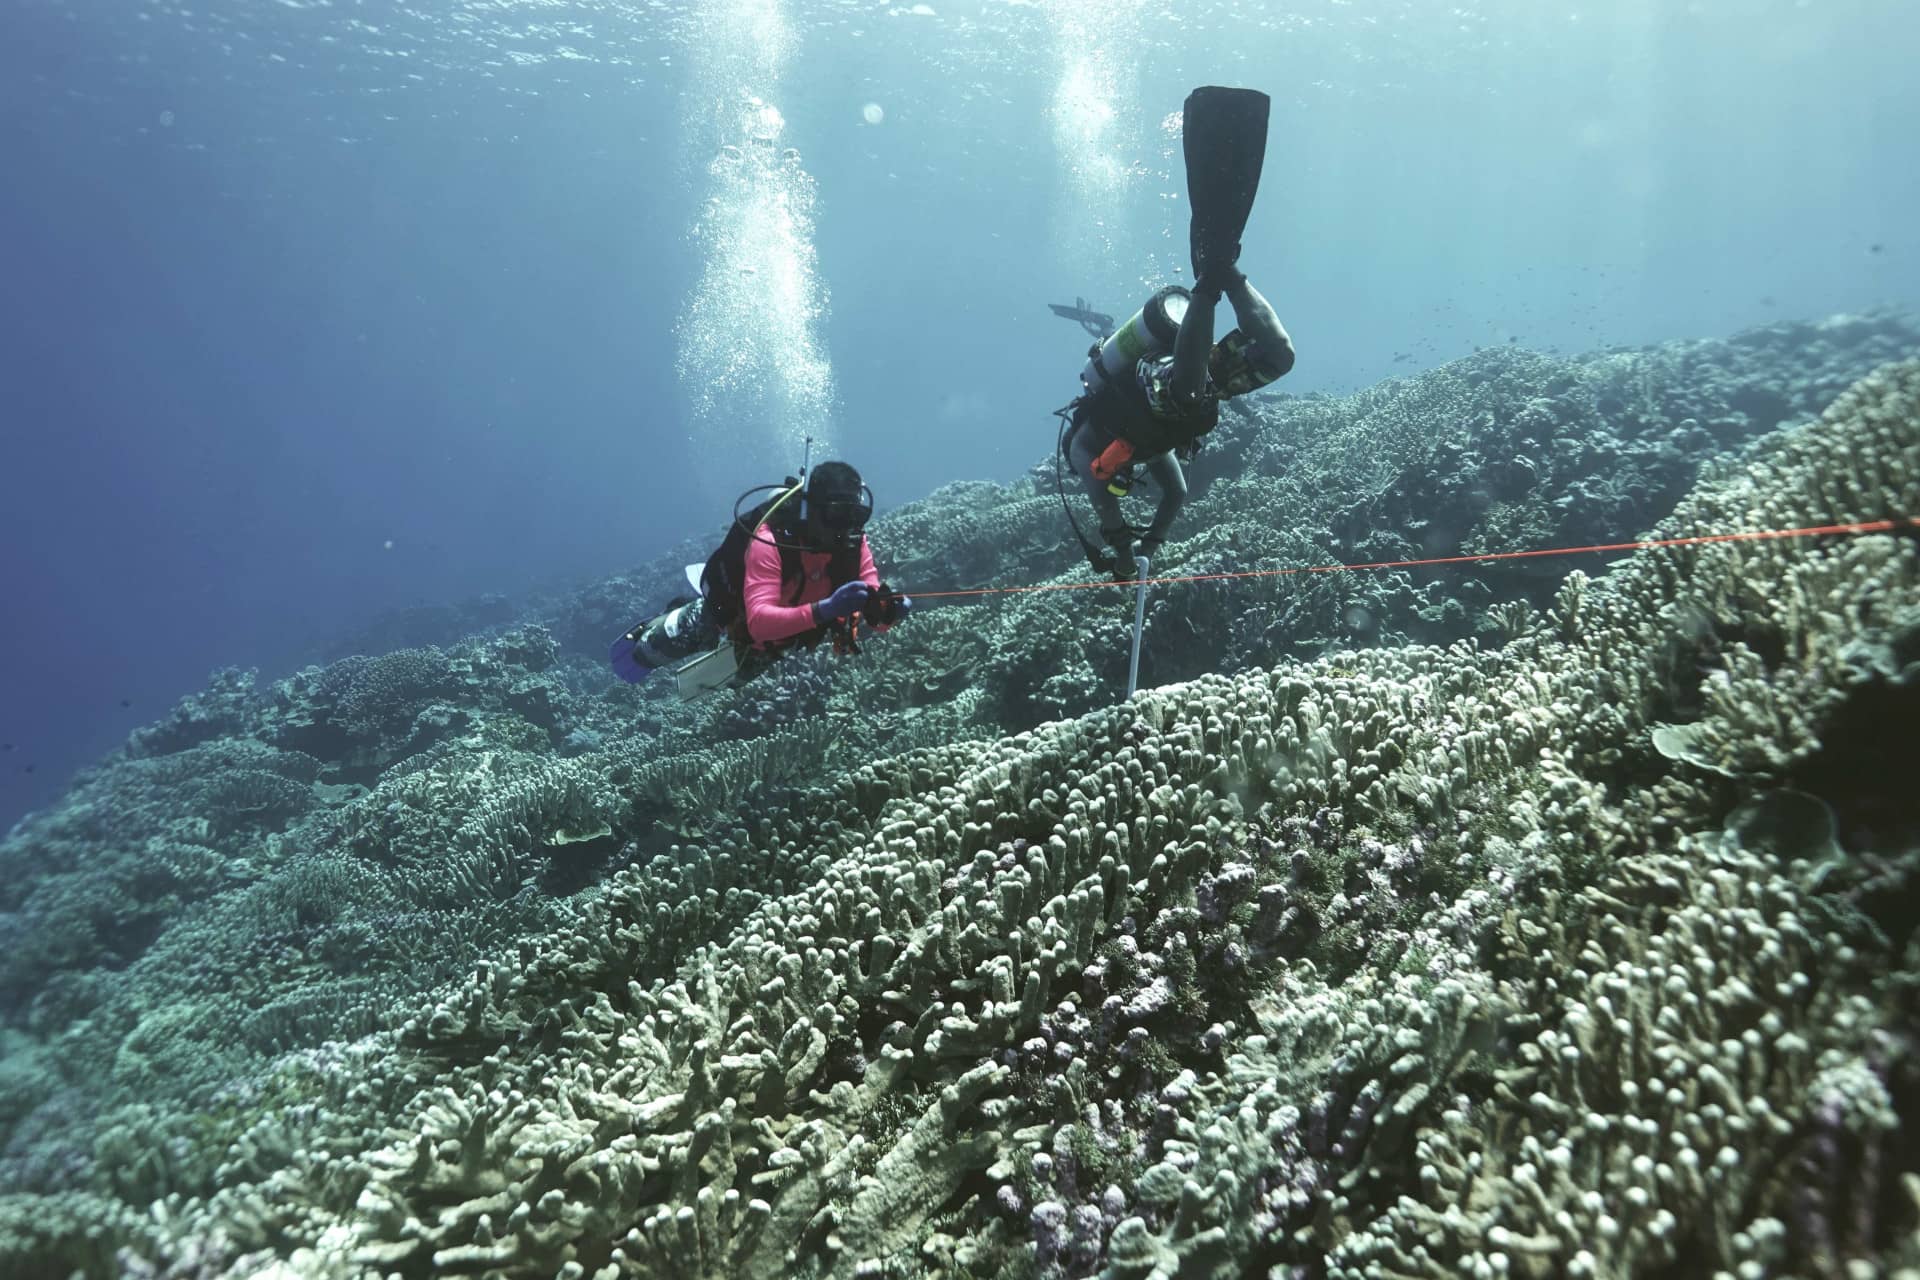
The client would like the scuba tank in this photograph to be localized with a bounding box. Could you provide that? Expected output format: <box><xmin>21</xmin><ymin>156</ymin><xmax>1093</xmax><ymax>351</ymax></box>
<box><xmin>1079</xmin><ymin>285</ymin><xmax>1191</xmax><ymax>393</ymax></box>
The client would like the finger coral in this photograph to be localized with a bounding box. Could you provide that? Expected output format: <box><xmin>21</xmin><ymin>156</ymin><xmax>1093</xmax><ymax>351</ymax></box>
<box><xmin>0</xmin><ymin>333</ymin><xmax>1914</xmax><ymax>1280</ymax></box>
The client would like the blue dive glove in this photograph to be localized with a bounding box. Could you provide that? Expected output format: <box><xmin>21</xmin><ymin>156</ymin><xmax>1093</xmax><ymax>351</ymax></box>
<box><xmin>812</xmin><ymin>580</ymin><xmax>872</xmax><ymax>624</ymax></box>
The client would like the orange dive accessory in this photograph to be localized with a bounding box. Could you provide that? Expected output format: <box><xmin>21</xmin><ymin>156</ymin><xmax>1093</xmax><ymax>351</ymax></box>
<box><xmin>1090</xmin><ymin>438</ymin><xmax>1135</xmax><ymax>487</ymax></box>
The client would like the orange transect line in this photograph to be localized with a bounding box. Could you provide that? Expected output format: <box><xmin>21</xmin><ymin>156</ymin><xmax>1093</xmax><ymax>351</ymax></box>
<box><xmin>908</xmin><ymin>517</ymin><xmax>1917</xmax><ymax>601</ymax></box>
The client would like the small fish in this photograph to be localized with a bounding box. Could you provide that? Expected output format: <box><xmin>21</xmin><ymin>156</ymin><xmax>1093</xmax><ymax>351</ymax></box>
<box><xmin>23</xmin><ymin>764</ymin><xmax>35</xmax><ymax>774</ymax></box>
<box><xmin>1868</xmin><ymin>243</ymin><xmax>1884</xmax><ymax>254</ymax></box>
<box><xmin>1</xmin><ymin>743</ymin><xmax>12</xmax><ymax>751</ymax></box>
<box><xmin>120</xmin><ymin>698</ymin><xmax>132</xmax><ymax>708</ymax></box>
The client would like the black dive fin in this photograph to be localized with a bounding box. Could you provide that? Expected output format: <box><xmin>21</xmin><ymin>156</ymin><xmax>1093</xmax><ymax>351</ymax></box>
<box><xmin>1182</xmin><ymin>86</ymin><xmax>1270</xmax><ymax>278</ymax></box>
<box><xmin>1048</xmin><ymin>299</ymin><xmax>1115</xmax><ymax>337</ymax></box>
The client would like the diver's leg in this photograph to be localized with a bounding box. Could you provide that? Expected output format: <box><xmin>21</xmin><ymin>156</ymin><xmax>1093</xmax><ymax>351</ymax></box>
<box><xmin>636</xmin><ymin>596</ymin><xmax>720</xmax><ymax>666</ymax></box>
<box><xmin>1068</xmin><ymin>421</ymin><xmax>1133</xmax><ymax>554</ymax></box>
<box><xmin>1140</xmin><ymin>451</ymin><xmax>1188</xmax><ymax>552</ymax></box>
<box><xmin>665</xmin><ymin>596</ymin><xmax>718</xmax><ymax>645</ymax></box>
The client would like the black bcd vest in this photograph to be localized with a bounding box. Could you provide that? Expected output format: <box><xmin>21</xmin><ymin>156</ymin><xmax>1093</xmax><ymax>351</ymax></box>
<box><xmin>1080</xmin><ymin>357</ymin><xmax>1221</xmax><ymax>458</ymax></box>
<box><xmin>702</xmin><ymin>495</ymin><xmax>862</xmax><ymax>650</ymax></box>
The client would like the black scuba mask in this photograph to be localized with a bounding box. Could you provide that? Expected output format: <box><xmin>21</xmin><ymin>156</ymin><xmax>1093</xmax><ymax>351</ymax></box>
<box><xmin>806</xmin><ymin>485</ymin><xmax>873</xmax><ymax>547</ymax></box>
<box><xmin>815</xmin><ymin>499</ymin><xmax>869</xmax><ymax>531</ymax></box>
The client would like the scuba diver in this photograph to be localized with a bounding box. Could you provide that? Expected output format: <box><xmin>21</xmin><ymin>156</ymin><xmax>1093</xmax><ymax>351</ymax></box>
<box><xmin>1054</xmin><ymin>86</ymin><xmax>1295</xmax><ymax>579</ymax></box>
<box><xmin>609</xmin><ymin>459</ymin><xmax>912</xmax><ymax>698</ymax></box>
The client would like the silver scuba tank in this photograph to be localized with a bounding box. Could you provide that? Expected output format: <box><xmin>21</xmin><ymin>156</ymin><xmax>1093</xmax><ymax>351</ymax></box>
<box><xmin>1080</xmin><ymin>285</ymin><xmax>1191</xmax><ymax>392</ymax></box>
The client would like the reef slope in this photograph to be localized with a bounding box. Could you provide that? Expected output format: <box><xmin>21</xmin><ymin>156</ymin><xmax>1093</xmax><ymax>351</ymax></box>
<box><xmin>0</xmin><ymin>322</ymin><xmax>1915</xmax><ymax>1278</ymax></box>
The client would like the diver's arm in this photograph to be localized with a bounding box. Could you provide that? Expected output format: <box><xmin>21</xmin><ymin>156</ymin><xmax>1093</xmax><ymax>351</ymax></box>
<box><xmin>1170</xmin><ymin>285</ymin><xmax>1221</xmax><ymax>403</ymax></box>
<box><xmin>741</xmin><ymin>532</ymin><xmax>820</xmax><ymax>644</ymax></box>
<box><xmin>1224</xmin><ymin>277</ymin><xmax>1295</xmax><ymax>377</ymax></box>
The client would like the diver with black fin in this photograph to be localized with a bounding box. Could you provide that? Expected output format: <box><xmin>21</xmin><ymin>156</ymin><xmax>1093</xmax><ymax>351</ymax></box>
<box><xmin>608</xmin><ymin>455</ymin><xmax>912</xmax><ymax>698</ymax></box>
<box><xmin>1048</xmin><ymin>297</ymin><xmax>1116</xmax><ymax>338</ymax></box>
<box><xmin>1055</xmin><ymin>86</ymin><xmax>1295</xmax><ymax>580</ymax></box>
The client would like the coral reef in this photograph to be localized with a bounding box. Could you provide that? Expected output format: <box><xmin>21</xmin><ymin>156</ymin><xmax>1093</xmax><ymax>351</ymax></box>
<box><xmin>0</xmin><ymin>323</ymin><xmax>1914</xmax><ymax>1279</ymax></box>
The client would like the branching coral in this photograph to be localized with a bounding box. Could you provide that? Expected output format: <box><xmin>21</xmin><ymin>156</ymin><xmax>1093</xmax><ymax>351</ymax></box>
<box><xmin>1</xmin><ymin>338</ymin><xmax>1914</xmax><ymax>1280</ymax></box>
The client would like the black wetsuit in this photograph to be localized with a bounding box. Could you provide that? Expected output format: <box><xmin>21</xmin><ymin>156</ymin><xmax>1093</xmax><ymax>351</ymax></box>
<box><xmin>1069</xmin><ymin>276</ymin><xmax>1295</xmax><ymax>559</ymax></box>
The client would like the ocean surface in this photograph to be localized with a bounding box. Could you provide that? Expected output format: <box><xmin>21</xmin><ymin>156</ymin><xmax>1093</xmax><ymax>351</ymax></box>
<box><xmin>2</xmin><ymin>0</ymin><xmax>1917</xmax><ymax>830</ymax></box>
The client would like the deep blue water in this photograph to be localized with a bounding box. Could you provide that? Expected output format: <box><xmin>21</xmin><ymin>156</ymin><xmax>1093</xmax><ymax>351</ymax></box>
<box><xmin>3</xmin><ymin>0</ymin><xmax>1917</xmax><ymax>831</ymax></box>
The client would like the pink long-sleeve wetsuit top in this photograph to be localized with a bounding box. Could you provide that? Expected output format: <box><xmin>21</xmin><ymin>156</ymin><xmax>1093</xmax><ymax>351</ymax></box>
<box><xmin>741</xmin><ymin>528</ymin><xmax>881</xmax><ymax>646</ymax></box>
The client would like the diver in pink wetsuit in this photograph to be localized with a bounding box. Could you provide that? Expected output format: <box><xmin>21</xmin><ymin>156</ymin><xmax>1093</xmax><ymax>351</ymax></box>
<box><xmin>611</xmin><ymin>461</ymin><xmax>912</xmax><ymax>687</ymax></box>
<box><xmin>737</xmin><ymin>479</ymin><xmax>885</xmax><ymax>646</ymax></box>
